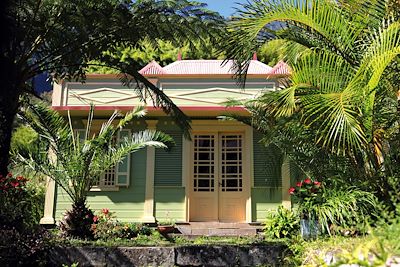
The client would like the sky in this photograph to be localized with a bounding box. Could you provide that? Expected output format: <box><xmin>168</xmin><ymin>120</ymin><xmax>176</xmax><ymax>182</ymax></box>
<box><xmin>201</xmin><ymin>0</ymin><xmax>247</xmax><ymax>17</ymax></box>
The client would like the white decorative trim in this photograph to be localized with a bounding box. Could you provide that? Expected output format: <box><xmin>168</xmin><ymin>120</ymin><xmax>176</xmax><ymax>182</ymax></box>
<box><xmin>40</xmin><ymin>177</ymin><xmax>56</xmax><ymax>225</ymax></box>
<box><xmin>52</xmin><ymin>82</ymin><xmax>63</xmax><ymax>106</ymax></box>
<box><xmin>62</xmin><ymin>80</ymin><xmax>277</xmax><ymax>108</ymax></box>
<box><xmin>69</xmin><ymin>88</ymin><xmax>141</xmax><ymax>105</ymax></box>
<box><xmin>142</xmin><ymin>120</ymin><xmax>158</xmax><ymax>223</ymax></box>
<box><xmin>89</xmin><ymin>186</ymin><xmax>119</xmax><ymax>192</ymax></box>
<box><xmin>168</xmin><ymin>87</ymin><xmax>256</xmax><ymax>97</ymax></box>
<box><xmin>160</xmin><ymin>81</ymin><xmax>276</xmax><ymax>86</ymax></box>
<box><xmin>183</xmin><ymin>135</ymin><xmax>192</xmax><ymax>222</ymax></box>
<box><xmin>245</xmin><ymin>125</ymin><xmax>253</xmax><ymax>222</ymax></box>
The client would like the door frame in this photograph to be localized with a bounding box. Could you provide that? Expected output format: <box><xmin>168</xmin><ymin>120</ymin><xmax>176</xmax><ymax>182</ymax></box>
<box><xmin>183</xmin><ymin>120</ymin><xmax>253</xmax><ymax>222</ymax></box>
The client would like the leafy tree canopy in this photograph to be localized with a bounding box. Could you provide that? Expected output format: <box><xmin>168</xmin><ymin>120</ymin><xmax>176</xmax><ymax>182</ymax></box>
<box><xmin>0</xmin><ymin>0</ymin><xmax>224</xmax><ymax>175</ymax></box>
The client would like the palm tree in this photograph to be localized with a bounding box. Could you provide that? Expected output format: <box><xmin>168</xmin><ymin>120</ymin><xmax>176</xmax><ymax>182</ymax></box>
<box><xmin>14</xmin><ymin>103</ymin><xmax>173</xmax><ymax>238</ymax></box>
<box><xmin>225</xmin><ymin>0</ymin><xmax>400</xmax><ymax>170</ymax></box>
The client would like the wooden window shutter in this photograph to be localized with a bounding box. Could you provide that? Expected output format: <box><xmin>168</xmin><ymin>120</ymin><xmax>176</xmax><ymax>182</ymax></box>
<box><xmin>116</xmin><ymin>129</ymin><xmax>131</xmax><ymax>187</ymax></box>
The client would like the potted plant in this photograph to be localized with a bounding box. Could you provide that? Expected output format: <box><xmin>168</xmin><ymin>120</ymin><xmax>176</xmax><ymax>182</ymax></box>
<box><xmin>157</xmin><ymin>212</ymin><xmax>175</xmax><ymax>235</ymax></box>
<box><xmin>289</xmin><ymin>177</ymin><xmax>323</xmax><ymax>239</ymax></box>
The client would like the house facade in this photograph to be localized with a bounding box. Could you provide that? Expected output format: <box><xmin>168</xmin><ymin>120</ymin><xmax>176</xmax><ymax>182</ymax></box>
<box><xmin>40</xmin><ymin>59</ymin><xmax>293</xmax><ymax>225</ymax></box>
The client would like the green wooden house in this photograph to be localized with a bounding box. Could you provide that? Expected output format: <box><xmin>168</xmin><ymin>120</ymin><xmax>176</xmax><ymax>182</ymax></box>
<box><xmin>40</xmin><ymin>59</ymin><xmax>292</xmax><ymax>225</ymax></box>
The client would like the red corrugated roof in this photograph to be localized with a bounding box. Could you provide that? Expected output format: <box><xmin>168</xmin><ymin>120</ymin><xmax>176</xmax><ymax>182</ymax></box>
<box><xmin>139</xmin><ymin>60</ymin><xmax>166</xmax><ymax>75</ymax></box>
<box><xmin>268</xmin><ymin>60</ymin><xmax>291</xmax><ymax>75</ymax></box>
<box><xmin>139</xmin><ymin>59</ymin><xmax>290</xmax><ymax>76</ymax></box>
<box><xmin>163</xmin><ymin>60</ymin><xmax>272</xmax><ymax>75</ymax></box>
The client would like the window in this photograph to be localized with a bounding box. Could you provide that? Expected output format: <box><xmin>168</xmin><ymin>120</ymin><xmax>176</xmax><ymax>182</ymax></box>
<box><xmin>74</xmin><ymin>128</ymin><xmax>131</xmax><ymax>191</ymax></box>
<box><xmin>91</xmin><ymin>167</ymin><xmax>117</xmax><ymax>190</ymax></box>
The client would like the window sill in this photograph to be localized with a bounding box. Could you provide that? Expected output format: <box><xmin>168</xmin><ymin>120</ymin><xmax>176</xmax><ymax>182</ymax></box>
<box><xmin>90</xmin><ymin>186</ymin><xmax>120</xmax><ymax>192</ymax></box>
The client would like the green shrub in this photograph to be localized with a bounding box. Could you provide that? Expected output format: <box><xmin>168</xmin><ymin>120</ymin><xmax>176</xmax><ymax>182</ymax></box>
<box><xmin>264</xmin><ymin>206</ymin><xmax>299</xmax><ymax>239</ymax></box>
<box><xmin>0</xmin><ymin>172</ymin><xmax>44</xmax><ymax>229</ymax></box>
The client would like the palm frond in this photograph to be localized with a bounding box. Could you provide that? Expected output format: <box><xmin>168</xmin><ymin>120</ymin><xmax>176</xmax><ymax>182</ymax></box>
<box><xmin>257</xmin><ymin>86</ymin><xmax>298</xmax><ymax>117</ymax></box>
<box><xmin>226</xmin><ymin>0</ymin><xmax>368</xmax><ymax>75</ymax></box>
<box><xmin>301</xmin><ymin>91</ymin><xmax>366</xmax><ymax>152</ymax></box>
<box><xmin>361</xmin><ymin>20</ymin><xmax>400</xmax><ymax>91</ymax></box>
<box><xmin>291</xmin><ymin>50</ymin><xmax>356</xmax><ymax>93</ymax></box>
<box><xmin>15</xmin><ymin>103</ymin><xmax>174</xmax><ymax>203</ymax></box>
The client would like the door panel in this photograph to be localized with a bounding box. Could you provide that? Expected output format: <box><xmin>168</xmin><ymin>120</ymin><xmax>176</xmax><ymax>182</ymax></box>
<box><xmin>190</xmin><ymin>134</ymin><xmax>218</xmax><ymax>221</ymax></box>
<box><xmin>190</xmin><ymin>132</ymin><xmax>247</xmax><ymax>222</ymax></box>
<box><xmin>219</xmin><ymin>134</ymin><xmax>246</xmax><ymax>222</ymax></box>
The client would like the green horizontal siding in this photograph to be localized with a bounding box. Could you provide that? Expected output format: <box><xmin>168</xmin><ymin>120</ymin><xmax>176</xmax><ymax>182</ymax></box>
<box><xmin>253</xmin><ymin>130</ymin><xmax>283</xmax><ymax>187</ymax></box>
<box><xmin>154</xmin><ymin>130</ymin><xmax>182</xmax><ymax>186</ymax></box>
<box><xmin>251</xmin><ymin>188</ymin><xmax>282</xmax><ymax>222</ymax></box>
<box><xmin>154</xmin><ymin>187</ymin><xmax>186</xmax><ymax>222</ymax></box>
<box><xmin>54</xmin><ymin>146</ymin><xmax>147</xmax><ymax>223</ymax></box>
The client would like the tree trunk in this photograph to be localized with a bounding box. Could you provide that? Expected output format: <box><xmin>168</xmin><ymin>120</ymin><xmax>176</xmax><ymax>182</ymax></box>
<box><xmin>0</xmin><ymin>0</ymin><xmax>18</xmax><ymax>177</ymax></box>
<box><xmin>0</xmin><ymin>84</ymin><xmax>19</xmax><ymax>176</ymax></box>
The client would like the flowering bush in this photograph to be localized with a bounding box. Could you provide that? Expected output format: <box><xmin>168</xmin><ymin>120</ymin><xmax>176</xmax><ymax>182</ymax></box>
<box><xmin>0</xmin><ymin>173</ymin><xmax>49</xmax><ymax>266</ymax></box>
<box><xmin>91</xmin><ymin>208</ymin><xmax>151</xmax><ymax>240</ymax></box>
<box><xmin>289</xmin><ymin>177</ymin><xmax>323</xmax><ymax>205</ymax></box>
<box><xmin>0</xmin><ymin>173</ymin><xmax>28</xmax><ymax>192</ymax></box>
<box><xmin>0</xmin><ymin>173</ymin><xmax>35</xmax><ymax>228</ymax></box>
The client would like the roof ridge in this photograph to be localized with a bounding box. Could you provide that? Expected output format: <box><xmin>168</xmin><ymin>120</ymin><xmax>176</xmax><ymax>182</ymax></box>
<box><xmin>139</xmin><ymin>60</ymin><xmax>165</xmax><ymax>75</ymax></box>
<box><xmin>268</xmin><ymin>60</ymin><xmax>291</xmax><ymax>75</ymax></box>
<box><xmin>250</xmin><ymin>59</ymin><xmax>272</xmax><ymax>69</ymax></box>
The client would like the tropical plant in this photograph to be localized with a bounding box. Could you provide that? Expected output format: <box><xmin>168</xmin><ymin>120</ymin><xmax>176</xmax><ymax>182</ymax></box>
<box><xmin>14</xmin><ymin>102</ymin><xmax>174</xmax><ymax>238</ymax></box>
<box><xmin>226</xmin><ymin>0</ymin><xmax>400</xmax><ymax>165</ymax></box>
<box><xmin>264</xmin><ymin>205</ymin><xmax>300</xmax><ymax>239</ymax></box>
<box><xmin>303</xmin><ymin>186</ymin><xmax>379</xmax><ymax>235</ymax></box>
<box><xmin>0</xmin><ymin>0</ymin><xmax>224</xmax><ymax>175</ymax></box>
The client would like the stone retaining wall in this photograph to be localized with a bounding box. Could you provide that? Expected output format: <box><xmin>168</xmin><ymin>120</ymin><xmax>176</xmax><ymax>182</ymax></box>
<box><xmin>49</xmin><ymin>244</ymin><xmax>287</xmax><ymax>266</ymax></box>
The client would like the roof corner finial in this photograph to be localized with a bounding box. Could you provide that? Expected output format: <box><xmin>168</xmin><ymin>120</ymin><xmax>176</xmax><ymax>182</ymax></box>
<box><xmin>177</xmin><ymin>50</ymin><xmax>182</xmax><ymax>61</ymax></box>
<box><xmin>252</xmin><ymin>52</ymin><xmax>258</xmax><ymax>61</ymax></box>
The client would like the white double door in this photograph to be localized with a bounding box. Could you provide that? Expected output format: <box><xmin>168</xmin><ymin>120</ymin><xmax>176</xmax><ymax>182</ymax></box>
<box><xmin>189</xmin><ymin>132</ymin><xmax>247</xmax><ymax>222</ymax></box>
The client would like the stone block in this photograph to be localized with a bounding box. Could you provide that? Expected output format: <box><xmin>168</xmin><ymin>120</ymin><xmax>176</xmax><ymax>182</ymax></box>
<box><xmin>106</xmin><ymin>247</ymin><xmax>175</xmax><ymax>267</ymax></box>
<box><xmin>175</xmin><ymin>245</ymin><xmax>241</xmax><ymax>266</ymax></box>
<box><xmin>48</xmin><ymin>246</ymin><xmax>107</xmax><ymax>267</ymax></box>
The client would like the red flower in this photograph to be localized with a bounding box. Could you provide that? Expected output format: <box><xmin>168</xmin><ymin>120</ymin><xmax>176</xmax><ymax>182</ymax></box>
<box><xmin>16</xmin><ymin>176</ymin><xmax>27</xmax><ymax>182</ymax></box>
<box><xmin>7</xmin><ymin>173</ymin><xmax>12</xmax><ymax>177</ymax></box>
<box><xmin>296</xmin><ymin>181</ymin><xmax>302</xmax><ymax>187</ymax></box>
<box><xmin>93</xmin><ymin>216</ymin><xmax>98</xmax><ymax>223</ymax></box>
<box><xmin>102</xmin><ymin>208</ymin><xmax>109</xmax><ymax>215</ymax></box>
<box><xmin>288</xmin><ymin>187</ymin><xmax>296</xmax><ymax>195</ymax></box>
<box><xmin>314</xmin><ymin>181</ymin><xmax>321</xmax><ymax>187</ymax></box>
<box><xmin>10</xmin><ymin>181</ymin><xmax>19</xmax><ymax>188</ymax></box>
<box><xmin>304</xmin><ymin>178</ymin><xmax>312</xmax><ymax>184</ymax></box>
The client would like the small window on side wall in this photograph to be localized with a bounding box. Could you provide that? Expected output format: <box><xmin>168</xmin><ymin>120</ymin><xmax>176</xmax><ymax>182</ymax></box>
<box><xmin>115</xmin><ymin>129</ymin><xmax>131</xmax><ymax>187</ymax></box>
<box><xmin>74</xmin><ymin>129</ymin><xmax>131</xmax><ymax>191</ymax></box>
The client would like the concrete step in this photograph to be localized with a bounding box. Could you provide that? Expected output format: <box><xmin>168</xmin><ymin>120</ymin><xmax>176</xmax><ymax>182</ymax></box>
<box><xmin>190</xmin><ymin>228</ymin><xmax>257</xmax><ymax>236</ymax></box>
<box><xmin>175</xmin><ymin>222</ymin><xmax>262</xmax><ymax>236</ymax></box>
